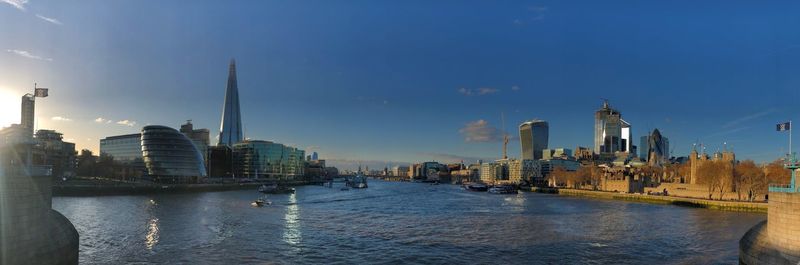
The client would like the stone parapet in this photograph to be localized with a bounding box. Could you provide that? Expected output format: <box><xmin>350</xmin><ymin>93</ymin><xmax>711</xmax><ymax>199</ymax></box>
<box><xmin>0</xmin><ymin>174</ymin><xmax>78</xmax><ymax>265</ymax></box>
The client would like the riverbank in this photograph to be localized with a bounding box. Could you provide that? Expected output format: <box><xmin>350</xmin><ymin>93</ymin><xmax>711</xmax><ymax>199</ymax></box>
<box><xmin>529</xmin><ymin>187</ymin><xmax>767</xmax><ymax>213</ymax></box>
<box><xmin>52</xmin><ymin>180</ymin><xmax>313</xmax><ymax>196</ymax></box>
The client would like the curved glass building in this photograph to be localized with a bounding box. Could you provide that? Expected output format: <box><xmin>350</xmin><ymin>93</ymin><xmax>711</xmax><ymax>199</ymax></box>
<box><xmin>141</xmin><ymin>125</ymin><xmax>207</xmax><ymax>182</ymax></box>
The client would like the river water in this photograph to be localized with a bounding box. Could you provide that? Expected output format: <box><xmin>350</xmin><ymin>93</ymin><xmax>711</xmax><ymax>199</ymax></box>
<box><xmin>53</xmin><ymin>180</ymin><xmax>764</xmax><ymax>264</ymax></box>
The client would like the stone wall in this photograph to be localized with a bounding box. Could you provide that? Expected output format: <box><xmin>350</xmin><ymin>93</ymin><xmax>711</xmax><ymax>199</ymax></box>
<box><xmin>0</xmin><ymin>174</ymin><xmax>79</xmax><ymax>265</ymax></box>
<box><xmin>766</xmin><ymin>192</ymin><xmax>800</xmax><ymax>259</ymax></box>
<box><xmin>740</xmin><ymin>192</ymin><xmax>800</xmax><ymax>264</ymax></box>
<box><xmin>645</xmin><ymin>182</ymin><xmax>765</xmax><ymax>201</ymax></box>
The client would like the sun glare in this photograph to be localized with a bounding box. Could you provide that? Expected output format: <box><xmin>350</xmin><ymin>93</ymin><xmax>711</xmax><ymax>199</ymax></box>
<box><xmin>0</xmin><ymin>88</ymin><xmax>20</xmax><ymax>128</ymax></box>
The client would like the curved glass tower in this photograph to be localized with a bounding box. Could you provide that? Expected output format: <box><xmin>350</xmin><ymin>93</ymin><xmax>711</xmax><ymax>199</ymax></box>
<box><xmin>142</xmin><ymin>125</ymin><xmax>207</xmax><ymax>180</ymax></box>
<box><xmin>218</xmin><ymin>59</ymin><xmax>243</xmax><ymax>146</ymax></box>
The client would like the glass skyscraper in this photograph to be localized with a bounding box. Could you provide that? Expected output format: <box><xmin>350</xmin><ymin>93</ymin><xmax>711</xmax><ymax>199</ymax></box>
<box><xmin>218</xmin><ymin>59</ymin><xmax>243</xmax><ymax>146</ymax></box>
<box><xmin>519</xmin><ymin>120</ymin><xmax>549</xmax><ymax>160</ymax></box>
<box><xmin>594</xmin><ymin>100</ymin><xmax>624</xmax><ymax>155</ymax></box>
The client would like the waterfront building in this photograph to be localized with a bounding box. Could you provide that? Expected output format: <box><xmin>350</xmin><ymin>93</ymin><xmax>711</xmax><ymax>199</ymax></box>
<box><xmin>208</xmin><ymin>145</ymin><xmax>233</xmax><ymax>178</ymax></box>
<box><xmin>392</xmin><ymin>165</ymin><xmax>409</xmax><ymax>177</ymax></box>
<box><xmin>32</xmin><ymin>130</ymin><xmax>76</xmax><ymax>179</ymax></box>
<box><xmin>231</xmin><ymin>140</ymin><xmax>305</xmax><ymax>180</ymax></box>
<box><xmin>519</xmin><ymin>120</ymin><xmax>549</xmax><ymax>160</ymax></box>
<box><xmin>141</xmin><ymin>125</ymin><xmax>207</xmax><ymax>183</ymax></box>
<box><xmin>100</xmin><ymin>133</ymin><xmax>143</xmax><ymax>162</ymax></box>
<box><xmin>305</xmin><ymin>159</ymin><xmax>328</xmax><ymax>179</ymax></box>
<box><xmin>509</xmin><ymin>159</ymin><xmax>542</xmax><ymax>185</ymax></box>
<box><xmin>594</xmin><ymin>100</ymin><xmax>624</xmax><ymax>158</ymax></box>
<box><xmin>311</xmin><ymin>151</ymin><xmax>319</xmax><ymax>161</ymax></box>
<box><xmin>218</xmin><ymin>59</ymin><xmax>243</xmax><ymax>147</ymax></box>
<box><xmin>180</xmin><ymin>120</ymin><xmax>210</xmax><ymax>163</ymax></box>
<box><xmin>480</xmin><ymin>161</ymin><xmax>504</xmax><ymax>183</ymax></box>
<box><xmin>540</xmin><ymin>158</ymin><xmax>580</xmax><ymax>179</ymax></box>
<box><xmin>639</xmin><ymin>129</ymin><xmax>670</xmax><ymax>165</ymax></box>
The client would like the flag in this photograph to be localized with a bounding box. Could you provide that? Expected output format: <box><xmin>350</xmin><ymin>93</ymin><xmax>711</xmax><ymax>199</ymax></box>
<box><xmin>34</xmin><ymin>88</ymin><xmax>48</xmax><ymax>98</ymax></box>
<box><xmin>777</xmin><ymin>122</ymin><xmax>791</xmax><ymax>131</ymax></box>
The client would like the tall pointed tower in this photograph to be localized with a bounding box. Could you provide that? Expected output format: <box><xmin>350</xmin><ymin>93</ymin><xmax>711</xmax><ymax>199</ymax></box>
<box><xmin>218</xmin><ymin>59</ymin><xmax>243</xmax><ymax>146</ymax></box>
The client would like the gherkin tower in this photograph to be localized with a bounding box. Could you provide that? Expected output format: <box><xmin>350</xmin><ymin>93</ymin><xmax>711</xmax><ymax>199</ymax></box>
<box><xmin>218</xmin><ymin>59</ymin><xmax>243</xmax><ymax>146</ymax></box>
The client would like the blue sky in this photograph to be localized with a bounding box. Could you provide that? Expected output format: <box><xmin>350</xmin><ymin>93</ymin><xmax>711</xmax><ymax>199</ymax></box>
<box><xmin>2</xmin><ymin>0</ymin><xmax>800</xmax><ymax>170</ymax></box>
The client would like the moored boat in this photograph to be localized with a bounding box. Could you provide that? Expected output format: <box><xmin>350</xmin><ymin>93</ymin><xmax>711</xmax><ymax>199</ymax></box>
<box><xmin>464</xmin><ymin>183</ymin><xmax>488</xmax><ymax>192</ymax></box>
<box><xmin>488</xmin><ymin>185</ymin><xmax>517</xmax><ymax>194</ymax></box>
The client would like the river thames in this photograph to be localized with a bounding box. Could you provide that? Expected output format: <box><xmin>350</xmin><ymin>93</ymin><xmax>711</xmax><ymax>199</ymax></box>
<box><xmin>53</xmin><ymin>180</ymin><xmax>764</xmax><ymax>264</ymax></box>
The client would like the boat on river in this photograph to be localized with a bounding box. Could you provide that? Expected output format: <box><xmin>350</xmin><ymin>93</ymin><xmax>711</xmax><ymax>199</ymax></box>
<box><xmin>258</xmin><ymin>184</ymin><xmax>296</xmax><ymax>194</ymax></box>
<box><xmin>251</xmin><ymin>197</ymin><xmax>272</xmax><ymax>207</ymax></box>
<box><xmin>464</xmin><ymin>183</ymin><xmax>488</xmax><ymax>192</ymax></box>
<box><xmin>488</xmin><ymin>185</ymin><xmax>517</xmax><ymax>194</ymax></box>
<box><xmin>346</xmin><ymin>174</ymin><xmax>368</xmax><ymax>189</ymax></box>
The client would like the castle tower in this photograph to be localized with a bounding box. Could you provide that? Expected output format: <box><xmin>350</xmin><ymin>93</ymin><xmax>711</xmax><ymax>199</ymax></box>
<box><xmin>689</xmin><ymin>147</ymin><xmax>699</xmax><ymax>184</ymax></box>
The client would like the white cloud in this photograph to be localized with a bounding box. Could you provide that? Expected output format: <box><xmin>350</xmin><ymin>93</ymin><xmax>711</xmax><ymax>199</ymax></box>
<box><xmin>1</xmin><ymin>0</ymin><xmax>28</xmax><ymax>11</ymax></box>
<box><xmin>511</xmin><ymin>85</ymin><xmax>520</xmax><ymax>91</ymax></box>
<box><xmin>459</xmin><ymin>120</ymin><xmax>504</xmax><ymax>143</ymax></box>
<box><xmin>459</xmin><ymin>87</ymin><xmax>499</xmax><ymax>96</ymax></box>
<box><xmin>36</xmin><ymin>14</ymin><xmax>62</xmax><ymax>25</ymax></box>
<box><xmin>94</xmin><ymin>117</ymin><xmax>113</xmax><ymax>124</ymax></box>
<box><xmin>477</xmin><ymin>88</ymin><xmax>498</xmax><ymax>95</ymax></box>
<box><xmin>116</xmin><ymin>120</ymin><xmax>136</xmax><ymax>126</ymax></box>
<box><xmin>51</xmin><ymin>116</ymin><xmax>72</xmax><ymax>122</ymax></box>
<box><xmin>6</xmin><ymin>49</ymin><xmax>52</xmax><ymax>61</ymax></box>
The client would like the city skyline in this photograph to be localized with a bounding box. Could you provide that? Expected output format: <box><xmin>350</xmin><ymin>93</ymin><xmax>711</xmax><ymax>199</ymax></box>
<box><xmin>2</xmin><ymin>1</ymin><xmax>800</xmax><ymax>170</ymax></box>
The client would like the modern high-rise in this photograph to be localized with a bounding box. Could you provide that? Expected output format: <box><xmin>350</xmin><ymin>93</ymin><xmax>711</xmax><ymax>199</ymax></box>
<box><xmin>519</xmin><ymin>120</ymin><xmax>549</xmax><ymax>160</ymax></box>
<box><xmin>20</xmin><ymin>94</ymin><xmax>35</xmax><ymax>139</ymax></box>
<box><xmin>639</xmin><ymin>129</ymin><xmax>669</xmax><ymax>164</ymax></box>
<box><xmin>311</xmin><ymin>151</ymin><xmax>319</xmax><ymax>161</ymax></box>
<box><xmin>218</xmin><ymin>59</ymin><xmax>243</xmax><ymax>146</ymax></box>
<box><xmin>594</xmin><ymin>100</ymin><xmax>624</xmax><ymax>155</ymax></box>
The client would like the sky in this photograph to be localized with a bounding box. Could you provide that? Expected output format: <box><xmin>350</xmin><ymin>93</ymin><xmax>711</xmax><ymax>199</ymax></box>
<box><xmin>2</xmin><ymin>0</ymin><xmax>800</xmax><ymax>171</ymax></box>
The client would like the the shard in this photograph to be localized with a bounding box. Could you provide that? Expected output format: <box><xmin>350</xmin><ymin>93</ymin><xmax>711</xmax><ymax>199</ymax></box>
<box><xmin>218</xmin><ymin>59</ymin><xmax>243</xmax><ymax>146</ymax></box>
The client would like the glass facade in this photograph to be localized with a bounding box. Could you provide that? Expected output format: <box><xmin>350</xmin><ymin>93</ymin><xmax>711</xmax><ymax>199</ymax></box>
<box><xmin>141</xmin><ymin>125</ymin><xmax>207</xmax><ymax>179</ymax></box>
<box><xmin>99</xmin><ymin>133</ymin><xmax>143</xmax><ymax>162</ymax></box>
<box><xmin>232</xmin><ymin>140</ymin><xmax>305</xmax><ymax>180</ymax></box>
<box><xmin>218</xmin><ymin>59</ymin><xmax>243</xmax><ymax>146</ymax></box>
<box><xmin>519</xmin><ymin>120</ymin><xmax>549</xmax><ymax>160</ymax></box>
<box><xmin>594</xmin><ymin>100</ymin><xmax>623</xmax><ymax>155</ymax></box>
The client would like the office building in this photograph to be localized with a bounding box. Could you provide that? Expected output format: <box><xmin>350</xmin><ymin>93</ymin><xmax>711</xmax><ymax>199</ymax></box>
<box><xmin>311</xmin><ymin>151</ymin><xmax>319</xmax><ymax>161</ymax></box>
<box><xmin>639</xmin><ymin>129</ymin><xmax>670</xmax><ymax>165</ymax></box>
<box><xmin>519</xmin><ymin>120</ymin><xmax>549</xmax><ymax>160</ymax></box>
<box><xmin>141</xmin><ymin>125</ymin><xmax>207</xmax><ymax>182</ymax></box>
<box><xmin>218</xmin><ymin>59</ymin><xmax>243</xmax><ymax>146</ymax></box>
<box><xmin>180</xmin><ymin>120</ymin><xmax>210</xmax><ymax>163</ymax></box>
<box><xmin>100</xmin><ymin>133</ymin><xmax>143</xmax><ymax>162</ymax></box>
<box><xmin>594</xmin><ymin>100</ymin><xmax>630</xmax><ymax>157</ymax></box>
<box><xmin>208</xmin><ymin>145</ymin><xmax>233</xmax><ymax>178</ymax></box>
<box><xmin>231</xmin><ymin>140</ymin><xmax>305</xmax><ymax>180</ymax></box>
<box><xmin>32</xmin><ymin>130</ymin><xmax>76</xmax><ymax>179</ymax></box>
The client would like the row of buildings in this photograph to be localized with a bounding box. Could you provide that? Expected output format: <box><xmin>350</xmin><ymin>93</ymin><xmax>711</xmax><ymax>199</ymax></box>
<box><xmin>1</xmin><ymin>60</ymin><xmax>337</xmax><ymax>184</ymax></box>
<box><xmin>373</xmin><ymin>100</ymin><xmax>676</xmax><ymax>189</ymax></box>
<box><xmin>95</xmin><ymin>60</ymin><xmax>337</xmax><ymax>183</ymax></box>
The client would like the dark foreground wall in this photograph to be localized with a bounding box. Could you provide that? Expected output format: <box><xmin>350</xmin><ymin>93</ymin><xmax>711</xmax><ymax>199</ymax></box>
<box><xmin>1</xmin><ymin>174</ymin><xmax>79</xmax><ymax>265</ymax></box>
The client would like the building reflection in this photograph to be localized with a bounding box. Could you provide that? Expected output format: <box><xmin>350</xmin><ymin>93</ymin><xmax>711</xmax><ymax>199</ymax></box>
<box><xmin>145</xmin><ymin>199</ymin><xmax>160</xmax><ymax>250</ymax></box>
<box><xmin>283</xmin><ymin>193</ymin><xmax>302</xmax><ymax>248</ymax></box>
